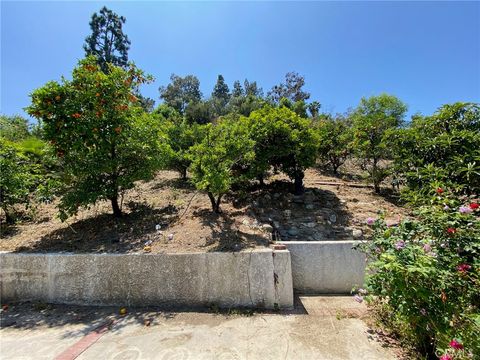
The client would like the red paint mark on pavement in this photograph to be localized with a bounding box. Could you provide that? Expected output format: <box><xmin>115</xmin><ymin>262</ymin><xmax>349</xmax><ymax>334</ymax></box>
<box><xmin>54</xmin><ymin>320</ymin><xmax>114</xmax><ymax>360</ymax></box>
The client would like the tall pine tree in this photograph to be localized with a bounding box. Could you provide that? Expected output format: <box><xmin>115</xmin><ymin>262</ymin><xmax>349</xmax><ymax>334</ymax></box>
<box><xmin>231</xmin><ymin>80</ymin><xmax>244</xmax><ymax>97</ymax></box>
<box><xmin>84</xmin><ymin>7</ymin><xmax>155</xmax><ymax>111</ymax></box>
<box><xmin>212</xmin><ymin>75</ymin><xmax>230</xmax><ymax>104</ymax></box>
<box><xmin>84</xmin><ymin>6</ymin><xmax>131</xmax><ymax>72</ymax></box>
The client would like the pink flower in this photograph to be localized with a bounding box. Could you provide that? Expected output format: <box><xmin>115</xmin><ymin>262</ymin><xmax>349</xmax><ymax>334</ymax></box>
<box><xmin>440</xmin><ymin>355</ymin><xmax>453</xmax><ymax>360</ymax></box>
<box><xmin>366</xmin><ymin>217</ymin><xmax>375</xmax><ymax>226</ymax></box>
<box><xmin>420</xmin><ymin>308</ymin><xmax>427</xmax><ymax>316</ymax></box>
<box><xmin>457</xmin><ymin>264</ymin><xmax>471</xmax><ymax>273</ymax></box>
<box><xmin>449</xmin><ymin>339</ymin><xmax>464</xmax><ymax>350</ymax></box>
<box><xmin>459</xmin><ymin>206</ymin><xmax>473</xmax><ymax>214</ymax></box>
<box><xmin>423</xmin><ymin>243</ymin><xmax>432</xmax><ymax>253</ymax></box>
<box><xmin>443</xmin><ymin>205</ymin><xmax>450</xmax><ymax>210</ymax></box>
<box><xmin>353</xmin><ymin>295</ymin><xmax>363</xmax><ymax>303</ymax></box>
<box><xmin>395</xmin><ymin>241</ymin><xmax>406</xmax><ymax>250</ymax></box>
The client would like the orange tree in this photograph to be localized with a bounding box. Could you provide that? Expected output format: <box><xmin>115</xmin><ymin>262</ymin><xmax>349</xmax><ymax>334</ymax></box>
<box><xmin>245</xmin><ymin>106</ymin><xmax>319</xmax><ymax>194</ymax></box>
<box><xmin>27</xmin><ymin>57</ymin><xmax>163</xmax><ymax>219</ymax></box>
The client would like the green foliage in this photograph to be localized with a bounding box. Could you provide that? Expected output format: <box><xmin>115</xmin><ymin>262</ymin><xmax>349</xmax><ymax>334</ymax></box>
<box><xmin>0</xmin><ymin>116</ymin><xmax>61</xmax><ymax>217</ymax></box>
<box><xmin>159</xmin><ymin>74</ymin><xmax>202</xmax><ymax>114</ymax></box>
<box><xmin>278</xmin><ymin>98</ymin><xmax>308</xmax><ymax>118</ymax></box>
<box><xmin>315</xmin><ymin>114</ymin><xmax>353</xmax><ymax>174</ymax></box>
<box><xmin>359</xmin><ymin>192</ymin><xmax>480</xmax><ymax>358</ymax></box>
<box><xmin>160</xmin><ymin>115</ymin><xmax>205</xmax><ymax>179</ymax></box>
<box><xmin>135</xmin><ymin>93</ymin><xmax>155</xmax><ymax>113</ymax></box>
<box><xmin>245</xmin><ymin>106</ymin><xmax>319</xmax><ymax>193</ymax></box>
<box><xmin>0</xmin><ymin>140</ymin><xmax>34</xmax><ymax>223</ymax></box>
<box><xmin>389</xmin><ymin>103</ymin><xmax>480</xmax><ymax>202</ymax></box>
<box><xmin>185</xmin><ymin>100</ymin><xmax>215</xmax><ymax>125</ymax></box>
<box><xmin>0</xmin><ymin>115</ymin><xmax>31</xmax><ymax>142</ymax></box>
<box><xmin>227</xmin><ymin>79</ymin><xmax>264</xmax><ymax>117</ymax></box>
<box><xmin>27</xmin><ymin>57</ymin><xmax>163</xmax><ymax>219</ymax></box>
<box><xmin>228</xmin><ymin>95</ymin><xmax>264</xmax><ymax>117</ymax></box>
<box><xmin>188</xmin><ymin>119</ymin><xmax>254</xmax><ymax>213</ymax></box>
<box><xmin>243</xmin><ymin>79</ymin><xmax>263</xmax><ymax>97</ymax></box>
<box><xmin>307</xmin><ymin>101</ymin><xmax>321</xmax><ymax>118</ymax></box>
<box><xmin>232</xmin><ymin>80</ymin><xmax>244</xmax><ymax>97</ymax></box>
<box><xmin>211</xmin><ymin>75</ymin><xmax>230</xmax><ymax>115</ymax></box>
<box><xmin>268</xmin><ymin>72</ymin><xmax>310</xmax><ymax>103</ymax></box>
<box><xmin>351</xmin><ymin>93</ymin><xmax>407</xmax><ymax>192</ymax></box>
<box><xmin>84</xmin><ymin>6</ymin><xmax>131</xmax><ymax>72</ymax></box>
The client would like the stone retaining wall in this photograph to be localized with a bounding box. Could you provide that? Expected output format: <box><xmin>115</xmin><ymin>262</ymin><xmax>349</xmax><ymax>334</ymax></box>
<box><xmin>0</xmin><ymin>249</ymin><xmax>293</xmax><ymax>309</ymax></box>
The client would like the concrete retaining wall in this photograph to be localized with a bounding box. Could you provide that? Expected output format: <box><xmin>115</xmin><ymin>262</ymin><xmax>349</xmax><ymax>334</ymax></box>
<box><xmin>276</xmin><ymin>241</ymin><xmax>366</xmax><ymax>293</ymax></box>
<box><xmin>0</xmin><ymin>249</ymin><xmax>293</xmax><ymax>309</ymax></box>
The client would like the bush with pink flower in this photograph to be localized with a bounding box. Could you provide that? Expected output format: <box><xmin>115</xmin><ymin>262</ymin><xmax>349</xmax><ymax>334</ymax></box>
<box><xmin>359</xmin><ymin>191</ymin><xmax>480</xmax><ymax>358</ymax></box>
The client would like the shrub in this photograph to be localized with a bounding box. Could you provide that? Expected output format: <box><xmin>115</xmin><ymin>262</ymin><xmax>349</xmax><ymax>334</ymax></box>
<box><xmin>0</xmin><ymin>140</ymin><xmax>34</xmax><ymax>223</ymax></box>
<box><xmin>27</xmin><ymin>57</ymin><xmax>164</xmax><ymax>219</ymax></box>
<box><xmin>389</xmin><ymin>103</ymin><xmax>480</xmax><ymax>202</ymax></box>
<box><xmin>315</xmin><ymin>114</ymin><xmax>352</xmax><ymax>174</ymax></box>
<box><xmin>188</xmin><ymin>119</ymin><xmax>254</xmax><ymax>213</ymax></box>
<box><xmin>246</xmin><ymin>105</ymin><xmax>319</xmax><ymax>194</ymax></box>
<box><xmin>359</xmin><ymin>191</ymin><xmax>480</xmax><ymax>358</ymax></box>
<box><xmin>351</xmin><ymin>94</ymin><xmax>407</xmax><ymax>193</ymax></box>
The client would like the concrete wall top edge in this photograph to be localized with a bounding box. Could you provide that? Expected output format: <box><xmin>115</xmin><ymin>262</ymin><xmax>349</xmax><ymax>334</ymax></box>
<box><xmin>276</xmin><ymin>240</ymin><xmax>364</xmax><ymax>245</ymax></box>
<box><xmin>0</xmin><ymin>248</ymin><xmax>275</xmax><ymax>257</ymax></box>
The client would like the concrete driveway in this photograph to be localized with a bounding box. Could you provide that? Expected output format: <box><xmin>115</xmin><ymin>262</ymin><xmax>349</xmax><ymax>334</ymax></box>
<box><xmin>0</xmin><ymin>296</ymin><xmax>398</xmax><ymax>360</ymax></box>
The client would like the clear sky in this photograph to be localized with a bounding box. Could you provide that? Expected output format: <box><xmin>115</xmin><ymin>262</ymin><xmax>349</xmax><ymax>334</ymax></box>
<box><xmin>1</xmin><ymin>1</ymin><xmax>479</xmax><ymax>120</ymax></box>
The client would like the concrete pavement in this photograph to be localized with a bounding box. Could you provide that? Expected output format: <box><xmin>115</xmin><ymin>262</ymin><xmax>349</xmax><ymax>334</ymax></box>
<box><xmin>0</xmin><ymin>296</ymin><xmax>398</xmax><ymax>360</ymax></box>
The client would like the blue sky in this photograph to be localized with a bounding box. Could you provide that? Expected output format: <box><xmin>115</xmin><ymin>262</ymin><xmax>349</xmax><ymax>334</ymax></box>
<box><xmin>1</xmin><ymin>1</ymin><xmax>479</xmax><ymax>120</ymax></box>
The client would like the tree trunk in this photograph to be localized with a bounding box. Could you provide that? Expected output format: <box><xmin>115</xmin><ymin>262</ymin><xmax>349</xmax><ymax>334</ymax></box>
<box><xmin>332</xmin><ymin>163</ymin><xmax>339</xmax><ymax>175</ymax></box>
<box><xmin>372</xmin><ymin>158</ymin><xmax>381</xmax><ymax>193</ymax></box>
<box><xmin>110</xmin><ymin>197</ymin><xmax>122</xmax><ymax>218</ymax></box>
<box><xmin>215</xmin><ymin>195</ymin><xmax>223</xmax><ymax>213</ymax></box>
<box><xmin>294</xmin><ymin>171</ymin><xmax>305</xmax><ymax>195</ymax></box>
<box><xmin>180</xmin><ymin>167</ymin><xmax>187</xmax><ymax>180</ymax></box>
<box><xmin>207</xmin><ymin>192</ymin><xmax>217</xmax><ymax>212</ymax></box>
<box><xmin>257</xmin><ymin>175</ymin><xmax>265</xmax><ymax>186</ymax></box>
<box><xmin>3</xmin><ymin>208</ymin><xmax>15</xmax><ymax>225</ymax></box>
<box><xmin>207</xmin><ymin>192</ymin><xmax>222</xmax><ymax>213</ymax></box>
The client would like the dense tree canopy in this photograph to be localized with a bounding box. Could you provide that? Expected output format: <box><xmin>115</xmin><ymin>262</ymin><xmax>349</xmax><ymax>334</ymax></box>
<box><xmin>27</xmin><ymin>57</ymin><xmax>164</xmax><ymax>219</ymax></box>
<box><xmin>245</xmin><ymin>106</ymin><xmax>319</xmax><ymax>194</ymax></box>
<box><xmin>268</xmin><ymin>72</ymin><xmax>310</xmax><ymax>103</ymax></box>
<box><xmin>389</xmin><ymin>102</ymin><xmax>480</xmax><ymax>199</ymax></box>
<box><xmin>0</xmin><ymin>115</ymin><xmax>31</xmax><ymax>142</ymax></box>
<box><xmin>0</xmin><ymin>139</ymin><xmax>33</xmax><ymax>223</ymax></box>
<box><xmin>351</xmin><ymin>93</ymin><xmax>407</xmax><ymax>192</ymax></box>
<box><xmin>315</xmin><ymin>114</ymin><xmax>353</xmax><ymax>174</ymax></box>
<box><xmin>160</xmin><ymin>114</ymin><xmax>205</xmax><ymax>180</ymax></box>
<box><xmin>159</xmin><ymin>74</ymin><xmax>202</xmax><ymax>114</ymax></box>
<box><xmin>188</xmin><ymin>120</ymin><xmax>254</xmax><ymax>213</ymax></box>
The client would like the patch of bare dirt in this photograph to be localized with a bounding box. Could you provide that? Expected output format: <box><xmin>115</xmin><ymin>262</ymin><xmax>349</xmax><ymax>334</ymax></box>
<box><xmin>0</xmin><ymin>163</ymin><xmax>409</xmax><ymax>253</ymax></box>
